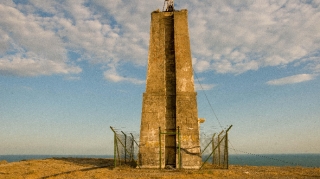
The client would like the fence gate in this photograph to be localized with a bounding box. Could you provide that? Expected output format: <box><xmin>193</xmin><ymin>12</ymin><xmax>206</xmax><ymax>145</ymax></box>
<box><xmin>158</xmin><ymin>127</ymin><xmax>181</xmax><ymax>169</ymax></box>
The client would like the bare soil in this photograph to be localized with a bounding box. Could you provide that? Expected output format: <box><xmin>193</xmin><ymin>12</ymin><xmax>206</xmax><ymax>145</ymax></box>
<box><xmin>0</xmin><ymin>158</ymin><xmax>319</xmax><ymax>179</ymax></box>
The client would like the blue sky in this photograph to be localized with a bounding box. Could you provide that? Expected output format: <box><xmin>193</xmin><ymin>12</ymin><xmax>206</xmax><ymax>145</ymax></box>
<box><xmin>0</xmin><ymin>0</ymin><xmax>319</xmax><ymax>155</ymax></box>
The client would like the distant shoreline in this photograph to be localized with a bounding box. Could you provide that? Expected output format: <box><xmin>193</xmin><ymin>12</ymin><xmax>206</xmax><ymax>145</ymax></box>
<box><xmin>1</xmin><ymin>153</ymin><xmax>320</xmax><ymax>167</ymax></box>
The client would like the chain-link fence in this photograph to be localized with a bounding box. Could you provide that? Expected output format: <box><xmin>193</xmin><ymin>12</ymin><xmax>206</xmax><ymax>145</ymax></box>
<box><xmin>110</xmin><ymin>126</ymin><xmax>139</xmax><ymax>168</ymax></box>
<box><xmin>110</xmin><ymin>125</ymin><xmax>232</xmax><ymax>170</ymax></box>
<box><xmin>200</xmin><ymin>125</ymin><xmax>232</xmax><ymax>169</ymax></box>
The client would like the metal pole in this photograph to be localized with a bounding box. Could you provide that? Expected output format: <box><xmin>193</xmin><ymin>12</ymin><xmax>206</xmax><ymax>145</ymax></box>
<box><xmin>218</xmin><ymin>131</ymin><xmax>223</xmax><ymax>166</ymax></box>
<box><xmin>199</xmin><ymin>126</ymin><xmax>233</xmax><ymax>170</ymax></box>
<box><xmin>201</xmin><ymin>135</ymin><xmax>214</xmax><ymax>155</ymax></box>
<box><xmin>212</xmin><ymin>133</ymin><xmax>216</xmax><ymax>165</ymax></box>
<box><xmin>110</xmin><ymin>127</ymin><xmax>117</xmax><ymax>168</ymax></box>
<box><xmin>225</xmin><ymin>125</ymin><xmax>232</xmax><ymax>169</ymax></box>
<box><xmin>130</xmin><ymin>133</ymin><xmax>141</xmax><ymax>169</ymax></box>
<box><xmin>226</xmin><ymin>125</ymin><xmax>233</xmax><ymax>133</ymax></box>
<box><xmin>121</xmin><ymin>131</ymin><xmax>127</xmax><ymax>164</ymax></box>
<box><xmin>177</xmin><ymin>126</ymin><xmax>181</xmax><ymax>169</ymax></box>
<box><xmin>111</xmin><ymin>127</ymin><xmax>134</xmax><ymax>166</ymax></box>
<box><xmin>225</xmin><ymin>130</ymin><xmax>228</xmax><ymax>169</ymax></box>
<box><xmin>132</xmin><ymin>137</ymin><xmax>140</xmax><ymax>147</ymax></box>
<box><xmin>217</xmin><ymin>137</ymin><xmax>220</xmax><ymax>167</ymax></box>
<box><xmin>114</xmin><ymin>130</ymin><xmax>117</xmax><ymax>167</ymax></box>
<box><xmin>116</xmin><ymin>136</ymin><xmax>120</xmax><ymax>166</ymax></box>
<box><xmin>159</xmin><ymin>127</ymin><xmax>161</xmax><ymax>169</ymax></box>
<box><xmin>130</xmin><ymin>133</ymin><xmax>134</xmax><ymax>162</ymax></box>
<box><xmin>112</xmin><ymin>131</ymin><xmax>131</xmax><ymax>162</ymax></box>
<box><xmin>199</xmin><ymin>135</ymin><xmax>226</xmax><ymax>170</ymax></box>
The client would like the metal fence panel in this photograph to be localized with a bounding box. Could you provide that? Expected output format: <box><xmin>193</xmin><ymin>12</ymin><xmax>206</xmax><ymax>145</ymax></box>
<box><xmin>110</xmin><ymin>125</ymin><xmax>232</xmax><ymax>170</ymax></box>
<box><xmin>110</xmin><ymin>127</ymin><xmax>139</xmax><ymax>167</ymax></box>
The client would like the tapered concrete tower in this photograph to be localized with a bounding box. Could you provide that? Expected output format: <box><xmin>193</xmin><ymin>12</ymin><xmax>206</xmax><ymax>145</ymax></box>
<box><xmin>139</xmin><ymin>3</ymin><xmax>202</xmax><ymax>169</ymax></box>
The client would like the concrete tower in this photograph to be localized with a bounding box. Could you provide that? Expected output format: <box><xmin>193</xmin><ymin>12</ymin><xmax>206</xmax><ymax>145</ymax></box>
<box><xmin>139</xmin><ymin>6</ymin><xmax>202</xmax><ymax>169</ymax></box>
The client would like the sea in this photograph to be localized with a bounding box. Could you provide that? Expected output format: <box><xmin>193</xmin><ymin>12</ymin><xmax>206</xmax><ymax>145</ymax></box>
<box><xmin>228</xmin><ymin>154</ymin><xmax>320</xmax><ymax>167</ymax></box>
<box><xmin>0</xmin><ymin>154</ymin><xmax>319</xmax><ymax>167</ymax></box>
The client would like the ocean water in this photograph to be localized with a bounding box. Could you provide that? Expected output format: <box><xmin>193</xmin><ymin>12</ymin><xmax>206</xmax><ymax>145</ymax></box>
<box><xmin>1</xmin><ymin>154</ymin><xmax>319</xmax><ymax>167</ymax></box>
<box><xmin>228</xmin><ymin>154</ymin><xmax>320</xmax><ymax>167</ymax></box>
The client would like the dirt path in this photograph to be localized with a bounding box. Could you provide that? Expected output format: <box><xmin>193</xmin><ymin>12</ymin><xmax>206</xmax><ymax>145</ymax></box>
<box><xmin>0</xmin><ymin>158</ymin><xmax>319</xmax><ymax>178</ymax></box>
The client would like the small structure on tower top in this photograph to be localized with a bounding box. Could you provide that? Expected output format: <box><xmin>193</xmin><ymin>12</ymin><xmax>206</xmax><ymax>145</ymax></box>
<box><xmin>163</xmin><ymin>0</ymin><xmax>174</xmax><ymax>12</ymax></box>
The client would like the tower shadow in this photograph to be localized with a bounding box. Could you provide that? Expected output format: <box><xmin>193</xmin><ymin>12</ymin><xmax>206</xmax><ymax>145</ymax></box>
<box><xmin>41</xmin><ymin>158</ymin><xmax>115</xmax><ymax>179</ymax></box>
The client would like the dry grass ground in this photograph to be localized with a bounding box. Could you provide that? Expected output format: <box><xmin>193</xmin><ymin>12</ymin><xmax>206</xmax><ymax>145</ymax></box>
<box><xmin>0</xmin><ymin>158</ymin><xmax>319</xmax><ymax>179</ymax></box>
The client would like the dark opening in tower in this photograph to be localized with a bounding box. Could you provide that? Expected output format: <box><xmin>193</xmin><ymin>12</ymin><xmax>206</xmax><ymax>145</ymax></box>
<box><xmin>163</xmin><ymin>13</ymin><xmax>176</xmax><ymax>167</ymax></box>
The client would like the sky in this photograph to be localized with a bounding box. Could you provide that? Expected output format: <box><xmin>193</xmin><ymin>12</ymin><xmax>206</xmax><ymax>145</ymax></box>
<box><xmin>0</xmin><ymin>0</ymin><xmax>319</xmax><ymax>155</ymax></box>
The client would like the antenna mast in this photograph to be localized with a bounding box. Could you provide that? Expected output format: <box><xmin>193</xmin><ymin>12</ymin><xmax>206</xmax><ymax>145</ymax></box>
<box><xmin>163</xmin><ymin>0</ymin><xmax>174</xmax><ymax>12</ymax></box>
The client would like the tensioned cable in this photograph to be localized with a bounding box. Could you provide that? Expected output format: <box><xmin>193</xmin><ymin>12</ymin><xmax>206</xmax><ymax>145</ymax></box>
<box><xmin>193</xmin><ymin>70</ymin><xmax>223</xmax><ymax>129</ymax></box>
<box><xmin>229</xmin><ymin>147</ymin><xmax>311</xmax><ymax>167</ymax></box>
<box><xmin>193</xmin><ymin>70</ymin><xmax>245</xmax><ymax>163</ymax></box>
<box><xmin>193</xmin><ymin>70</ymin><xmax>312</xmax><ymax>167</ymax></box>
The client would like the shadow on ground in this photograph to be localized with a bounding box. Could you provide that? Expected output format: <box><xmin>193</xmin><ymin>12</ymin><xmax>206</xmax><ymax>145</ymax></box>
<box><xmin>41</xmin><ymin>158</ymin><xmax>115</xmax><ymax>179</ymax></box>
<box><xmin>52</xmin><ymin>157</ymin><xmax>114</xmax><ymax>169</ymax></box>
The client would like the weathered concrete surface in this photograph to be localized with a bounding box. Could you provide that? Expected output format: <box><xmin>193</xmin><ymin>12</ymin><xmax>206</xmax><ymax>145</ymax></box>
<box><xmin>139</xmin><ymin>9</ymin><xmax>201</xmax><ymax>169</ymax></box>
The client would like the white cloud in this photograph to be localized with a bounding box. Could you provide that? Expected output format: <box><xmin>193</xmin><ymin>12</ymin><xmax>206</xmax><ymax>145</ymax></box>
<box><xmin>195</xmin><ymin>83</ymin><xmax>215</xmax><ymax>91</ymax></box>
<box><xmin>1</xmin><ymin>0</ymin><xmax>14</xmax><ymax>7</ymax></box>
<box><xmin>304</xmin><ymin>56</ymin><xmax>320</xmax><ymax>73</ymax></box>
<box><xmin>0</xmin><ymin>29</ymin><xmax>10</xmax><ymax>55</ymax></box>
<box><xmin>45</xmin><ymin>0</ymin><xmax>151</xmax><ymax>69</ymax></box>
<box><xmin>194</xmin><ymin>60</ymin><xmax>210</xmax><ymax>72</ymax></box>
<box><xmin>311</xmin><ymin>63</ymin><xmax>320</xmax><ymax>73</ymax></box>
<box><xmin>1</xmin><ymin>0</ymin><xmax>320</xmax><ymax>83</ymax></box>
<box><xmin>194</xmin><ymin>76</ymin><xmax>215</xmax><ymax>91</ymax></box>
<box><xmin>184</xmin><ymin>0</ymin><xmax>320</xmax><ymax>74</ymax></box>
<box><xmin>103</xmin><ymin>64</ymin><xmax>145</xmax><ymax>84</ymax></box>
<box><xmin>266</xmin><ymin>74</ymin><xmax>317</xmax><ymax>86</ymax></box>
<box><xmin>0</xmin><ymin>54</ymin><xmax>81</xmax><ymax>76</ymax></box>
<box><xmin>0</xmin><ymin>0</ymin><xmax>153</xmax><ymax>82</ymax></box>
<box><xmin>0</xmin><ymin>3</ymin><xmax>81</xmax><ymax>76</ymax></box>
<box><xmin>64</xmin><ymin>76</ymin><xmax>81</xmax><ymax>81</ymax></box>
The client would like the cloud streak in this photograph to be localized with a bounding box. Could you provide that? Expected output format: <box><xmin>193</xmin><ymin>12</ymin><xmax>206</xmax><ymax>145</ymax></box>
<box><xmin>103</xmin><ymin>64</ymin><xmax>145</xmax><ymax>84</ymax></box>
<box><xmin>266</xmin><ymin>74</ymin><xmax>317</xmax><ymax>85</ymax></box>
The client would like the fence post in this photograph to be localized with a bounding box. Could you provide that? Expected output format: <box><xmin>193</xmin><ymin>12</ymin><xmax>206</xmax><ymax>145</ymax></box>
<box><xmin>130</xmin><ymin>133</ymin><xmax>134</xmax><ymax>162</ymax></box>
<box><xmin>224</xmin><ymin>131</ymin><xmax>228</xmax><ymax>168</ymax></box>
<box><xmin>110</xmin><ymin>126</ymin><xmax>117</xmax><ymax>168</ymax></box>
<box><xmin>199</xmin><ymin>134</ymin><xmax>226</xmax><ymax>170</ymax></box>
<box><xmin>217</xmin><ymin>130</ymin><xmax>224</xmax><ymax>166</ymax></box>
<box><xmin>114</xmin><ymin>130</ymin><xmax>117</xmax><ymax>167</ymax></box>
<box><xmin>121</xmin><ymin>131</ymin><xmax>127</xmax><ymax>164</ymax></box>
<box><xmin>159</xmin><ymin>127</ymin><xmax>161</xmax><ymax>169</ymax></box>
<box><xmin>177</xmin><ymin>126</ymin><xmax>181</xmax><ymax>169</ymax></box>
<box><xmin>212</xmin><ymin>133</ymin><xmax>216</xmax><ymax>165</ymax></box>
<box><xmin>225</xmin><ymin>125</ymin><xmax>232</xmax><ymax>169</ymax></box>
